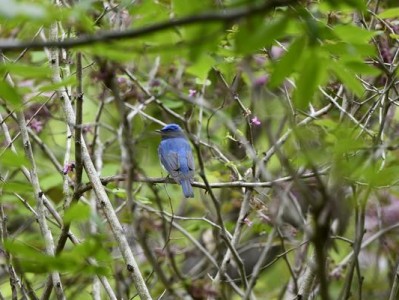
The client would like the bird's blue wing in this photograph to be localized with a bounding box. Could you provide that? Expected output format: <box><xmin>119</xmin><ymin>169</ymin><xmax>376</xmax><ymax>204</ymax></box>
<box><xmin>158</xmin><ymin>144</ymin><xmax>180</xmax><ymax>178</ymax></box>
<box><xmin>186</xmin><ymin>150</ymin><xmax>194</xmax><ymax>172</ymax></box>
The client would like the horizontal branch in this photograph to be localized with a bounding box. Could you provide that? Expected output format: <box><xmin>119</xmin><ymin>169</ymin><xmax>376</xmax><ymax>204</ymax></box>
<box><xmin>76</xmin><ymin>171</ymin><xmax>323</xmax><ymax>196</ymax></box>
<box><xmin>0</xmin><ymin>0</ymin><xmax>294</xmax><ymax>51</ymax></box>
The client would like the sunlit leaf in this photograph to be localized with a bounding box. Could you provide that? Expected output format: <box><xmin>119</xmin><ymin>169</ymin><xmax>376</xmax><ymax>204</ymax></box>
<box><xmin>186</xmin><ymin>54</ymin><xmax>215</xmax><ymax>80</ymax></box>
<box><xmin>329</xmin><ymin>62</ymin><xmax>363</xmax><ymax>97</ymax></box>
<box><xmin>323</xmin><ymin>41</ymin><xmax>376</xmax><ymax>57</ymax></box>
<box><xmin>323</xmin><ymin>0</ymin><xmax>366</xmax><ymax>10</ymax></box>
<box><xmin>235</xmin><ymin>16</ymin><xmax>289</xmax><ymax>55</ymax></box>
<box><xmin>0</xmin><ymin>149</ymin><xmax>30</xmax><ymax>167</ymax></box>
<box><xmin>5</xmin><ymin>239</ymin><xmax>109</xmax><ymax>275</ymax></box>
<box><xmin>343</xmin><ymin>60</ymin><xmax>381</xmax><ymax>76</ymax></box>
<box><xmin>130</xmin><ymin>0</ymin><xmax>169</xmax><ymax>26</ymax></box>
<box><xmin>333</xmin><ymin>24</ymin><xmax>378</xmax><ymax>44</ymax></box>
<box><xmin>353</xmin><ymin>165</ymin><xmax>399</xmax><ymax>187</ymax></box>
<box><xmin>377</xmin><ymin>8</ymin><xmax>399</xmax><ymax>19</ymax></box>
<box><xmin>85</xmin><ymin>44</ymin><xmax>136</xmax><ymax>62</ymax></box>
<box><xmin>64</xmin><ymin>203</ymin><xmax>91</xmax><ymax>223</ymax></box>
<box><xmin>372</xmin><ymin>166</ymin><xmax>399</xmax><ymax>186</ymax></box>
<box><xmin>0</xmin><ymin>81</ymin><xmax>21</xmax><ymax>106</ymax></box>
<box><xmin>332</xmin><ymin>129</ymin><xmax>364</xmax><ymax>155</ymax></box>
<box><xmin>294</xmin><ymin>49</ymin><xmax>327</xmax><ymax>109</ymax></box>
<box><xmin>172</xmin><ymin>0</ymin><xmax>213</xmax><ymax>15</ymax></box>
<box><xmin>111</xmin><ymin>188</ymin><xmax>126</xmax><ymax>198</ymax></box>
<box><xmin>39</xmin><ymin>75</ymin><xmax>76</xmax><ymax>92</ymax></box>
<box><xmin>0</xmin><ymin>0</ymin><xmax>46</xmax><ymax>19</ymax></box>
<box><xmin>0</xmin><ymin>181</ymin><xmax>34</xmax><ymax>194</ymax></box>
<box><xmin>270</xmin><ymin>36</ymin><xmax>307</xmax><ymax>87</ymax></box>
<box><xmin>162</xmin><ymin>98</ymin><xmax>184</xmax><ymax>109</ymax></box>
<box><xmin>0</xmin><ymin>64</ymin><xmax>51</xmax><ymax>79</ymax></box>
<box><xmin>137</xmin><ymin>195</ymin><xmax>152</xmax><ymax>204</ymax></box>
<box><xmin>4</xmin><ymin>240</ymin><xmax>40</xmax><ymax>257</ymax></box>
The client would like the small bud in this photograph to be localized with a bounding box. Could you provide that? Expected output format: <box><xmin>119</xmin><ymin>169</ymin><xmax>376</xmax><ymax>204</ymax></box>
<box><xmin>188</xmin><ymin>89</ymin><xmax>197</xmax><ymax>97</ymax></box>
<box><xmin>250</xmin><ymin>116</ymin><xmax>261</xmax><ymax>126</ymax></box>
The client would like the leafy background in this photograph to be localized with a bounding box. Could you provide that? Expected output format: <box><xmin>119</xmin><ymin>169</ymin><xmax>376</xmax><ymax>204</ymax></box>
<box><xmin>1</xmin><ymin>0</ymin><xmax>399</xmax><ymax>299</ymax></box>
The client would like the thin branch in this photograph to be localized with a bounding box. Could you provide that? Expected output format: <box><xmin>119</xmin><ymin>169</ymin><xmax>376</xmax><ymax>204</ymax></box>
<box><xmin>16</xmin><ymin>111</ymin><xmax>65</xmax><ymax>300</ymax></box>
<box><xmin>389</xmin><ymin>263</ymin><xmax>399</xmax><ymax>300</ymax></box>
<box><xmin>76</xmin><ymin>170</ymin><xmax>324</xmax><ymax>196</ymax></box>
<box><xmin>44</xmin><ymin>20</ymin><xmax>152</xmax><ymax>299</ymax></box>
<box><xmin>0</xmin><ymin>0</ymin><xmax>295</xmax><ymax>51</ymax></box>
<box><xmin>332</xmin><ymin>222</ymin><xmax>399</xmax><ymax>277</ymax></box>
<box><xmin>244</xmin><ymin>228</ymin><xmax>277</xmax><ymax>299</ymax></box>
<box><xmin>259</xmin><ymin>103</ymin><xmax>333</xmax><ymax>168</ymax></box>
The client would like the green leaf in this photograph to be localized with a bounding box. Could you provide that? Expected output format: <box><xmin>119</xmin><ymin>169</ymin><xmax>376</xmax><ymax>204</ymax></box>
<box><xmin>332</xmin><ymin>128</ymin><xmax>364</xmax><ymax>155</ymax></box>
<box><xmin>39</xmin><ymin>75</ymin><xmax>76</xmax><ymax>92</ymax></box>
<box><xmin>85</xmin><ymin>45</ymin><xmax>135</xmax><ymax>62</ymax></box>
<box><xmin>186</xmin><ymin>54</ymin><xmax>215</xmax><ymax>80</ymax></box>
<box><xmin>377</xmin><ymin>8</ymin><xmax>399</xmax><ymax>19</ymax></box>
<box><xmin>270</xmin><ymin>36</ymin><xmax>307</xmax><ymax>87</ymax></box>
<box><xmin>354</xmin><ymin>165</ymin><xmax>399</xmax><ymax>187</ymax></box>
<box><xmin>186</xmin><ymin>23</ymin><xmax>223</xmax><ymax>61</ymax></box>
<box><xmin>64</xmin><ymin>203</ymin><xmax>91</xmax><ymax>223</ymax></box>
<box><xmin>137</xmin><ymin>195</ymin><xmax>152</xmax><ymax>204</ymax></box>
<box><xmin>31</xmin><ymin>51</ymin><xmax>48</xmax><ymax>63</ymax></box>
<box><xmin>235</xmin><ymin>16</ymin><xmax>289</xmax><ymax>55</ymax></box>
<box><xmin>0</xmin><ymin>0</ymin><xmax>46</xmax><ymax>19</ymax></box>
<box><xmin>329</xmin><ymin>62</ymin><xmax>363</xmax><ymax>97</ymax></box>
<box><xmin>0</xmin><ymin>149</ymin><xmax>30</xmax><ymax>168</ymax></box>
<box><xmin>0</xmin><ymin>81</ymin><xmax>21</xmax><ymax>106</ymax></box>
<box><xmin>333</xmin><ymin>24</ymin><xmax>378</xmax><ymax>44</ymax></box>
<box><xmin>373</xmin><ymin>166</ymin><xmax>399</xmax><ymax>186</ymax></box>
<box><xmin>0</xmin><ymin>181</ymin><xmax>34</xmax><ymax>194</ymax></box>
<box><xmin>293</xmin><ymin>49</ymin><xmax>327</xmax><ymax>109</ymax></box>
<box><xmin>162</xmin><ymin>99</ymin><xmax>184</xmax><ymax>109</ymax></box>
<box><xmin>343</xmin><ymin>60</ymin><xmax>381</xmax><ymax>76</ymax></box>
<box><xmin>5</xmin><ymin>238</ymin><xmax>109</xmax><ymax>275</ymax></box>
<box><xmin>0</xmin><ymin>63</ymin><xmax>51</xmax><ymax>79</ymax></box>
<box><xmin>323</xmin><ymin>0</ymin><xmax>366</xmax><ymax>10</ymax></box>
<box><xmin>4</xmin><ymin>240</ymin><xmax>40</xmax><ymax>257</ymax></box>
<box><xmin>65</xmin><ymin>236</ymin><xmax>110</xmax><ymax>261</ymax></box>
<box><xmin>323</xmin><ymin>41</ymin><xmax>376</xmax><ymax>57</ymax></box>
<box><xmin>111</xmin><ymin>188</ymin><xmax>126</xmax><ymax>198</ymax></box>
<box><xmin>313</xmin><ymin>119</ymin><xmax>339</xmax><ymax>131</ymax></box>
<box><xmin>130</xmin><ymin>1</ymin><xmax>169</xmax><ymax>26</ymax></box>
<box><xmin>186</xmin><ymin>221</ymin><xmax>203</xmax><ymax>232</ymax></box>
<box><xmin>172</xmin><ymin>0</ymin><xmax>212</xmax><ymax>15</ymax></box>
<box><xmin>195</xmin><ymin>78</ymin><xmax>211</xmax><ymax>86</ymax></box>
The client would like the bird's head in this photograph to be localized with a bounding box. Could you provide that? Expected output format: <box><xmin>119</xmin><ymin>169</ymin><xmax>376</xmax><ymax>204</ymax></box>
<box><xmin>157</xmin><ymin>123</ymin><xmax>185</xmax><ymax>138</ymax></box>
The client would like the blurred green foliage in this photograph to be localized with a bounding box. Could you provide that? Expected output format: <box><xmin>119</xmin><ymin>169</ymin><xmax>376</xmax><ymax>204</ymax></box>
<box><xmin>1</xmin><ymin>0</ymin><xmax>399</xmax><ymax>298</ymax></box>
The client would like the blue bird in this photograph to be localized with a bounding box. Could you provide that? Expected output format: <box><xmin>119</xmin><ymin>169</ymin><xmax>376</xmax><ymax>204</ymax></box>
<box><xmin>157</xmin><ymin>124</ymin><xmax>195</xmax><ymax>198</ymax></box>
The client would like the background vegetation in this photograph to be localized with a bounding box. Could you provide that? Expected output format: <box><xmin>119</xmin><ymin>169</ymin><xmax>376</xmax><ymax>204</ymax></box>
<box><xmin>1</xmin><ymin>0</ymin><xmax>399</xmax><ymax>299</ymax></box>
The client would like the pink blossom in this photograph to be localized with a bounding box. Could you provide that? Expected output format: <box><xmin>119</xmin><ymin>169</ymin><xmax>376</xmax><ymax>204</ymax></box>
<box><xmin>258</xmin><ymin>212</ymin><xmax>271</xmax><ymax>224</ymax></box>
<box><xmin>250</xmin><ymin>116</ymin><xmax>261</xmax><ymax>126</ymax></box>
<box><xmin>270</xmin><ymin>45</ymin><xmax>285</xmax><ymax>60</ymax></box>
<box><xmin>63</xmin><ymin>162</ymin><xmax>75</xmax><ymax>175</ymax></box>
<box><xmin>253</xmin><ymin>55</ymin><xmax>266</xmax><ymax>65</ymax></box>
<box><xmin>117</xmin><ymin>76</ymin><xmax>127</xmax><ymax>84</ymax></box>
<box><xmin>254</xmin><ymin>75</ymin><xmax>269</xmax><ymax>87</ymax></box>
<box><xmin>82</xmin><ymin>124</ymin><xmax>93</xmax><ymax>134</ymax></box>
<box><xmin>188</xmin><ymin>89</ymin><xmax>197</xmax><ymax>97</ymax></box>
<box><xmin>150</xmin><ymin>79</ymin><xmax>161</xmax><ymax>87</ymax></box>
<box><xmin>243</xmin><ymin>217</ymin><xmax>253</xmax><ymax>227</ymax></box>
<box><xmin>28</xmin><ymin>119</ymin><xmax>43</xmax><ymax>133</ymax></box>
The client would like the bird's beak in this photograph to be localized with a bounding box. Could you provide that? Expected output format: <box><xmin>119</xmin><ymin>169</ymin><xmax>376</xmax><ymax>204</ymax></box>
<box><xmin>155</xmin><ymin>129</ymin><xmax>162</xmax><ymax>134</ymax></box>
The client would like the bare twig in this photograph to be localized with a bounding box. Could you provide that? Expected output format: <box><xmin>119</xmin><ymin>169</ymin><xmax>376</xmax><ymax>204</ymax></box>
<box><xmin>0</xmin><ymin>0</ymin><xmax>295</xmax><ymax>51</ymax></box>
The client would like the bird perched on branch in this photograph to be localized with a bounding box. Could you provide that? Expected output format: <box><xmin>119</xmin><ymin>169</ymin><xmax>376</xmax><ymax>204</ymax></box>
<box><xmin>157</xmin><ymin>124</ymin><xmax>195</xmax><ymax>198</ymax></box>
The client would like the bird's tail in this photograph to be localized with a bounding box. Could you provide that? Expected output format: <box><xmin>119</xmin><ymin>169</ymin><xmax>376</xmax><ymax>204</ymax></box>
<box><xmin>181</xmin><ymin>179</ymin><xmax>194</xmax><ymax>198</ymax></box>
